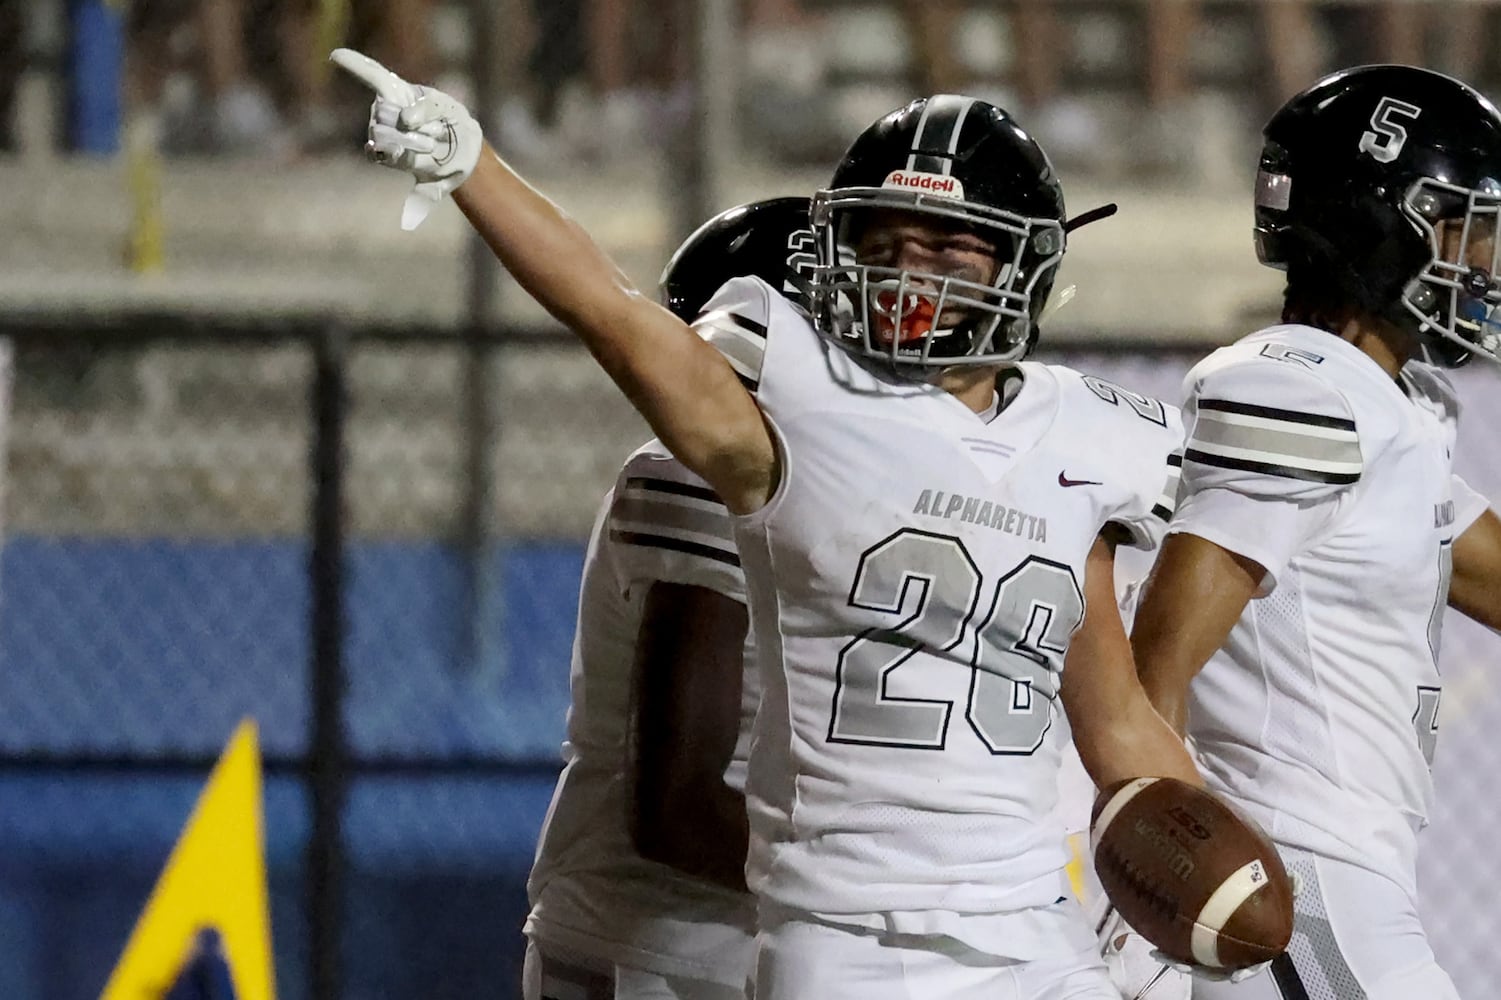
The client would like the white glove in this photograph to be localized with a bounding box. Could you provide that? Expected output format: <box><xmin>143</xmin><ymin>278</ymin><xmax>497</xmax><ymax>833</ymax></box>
<box><xmin>329</xmin><ymin>47</ymin><xmax>484</xmax><ymax>231</ymax></box>
<box><xmin>1097</xmin><ymin>909</ymin><xmax>1193</xmax><ymax>999</ymax></box>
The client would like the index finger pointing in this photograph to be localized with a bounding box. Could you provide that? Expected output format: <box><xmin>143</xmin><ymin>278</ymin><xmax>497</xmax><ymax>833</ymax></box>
<box><xmin>329</xmin><ymin>47</ymin><xmax>418</xmax><ymax>106</ymax></box>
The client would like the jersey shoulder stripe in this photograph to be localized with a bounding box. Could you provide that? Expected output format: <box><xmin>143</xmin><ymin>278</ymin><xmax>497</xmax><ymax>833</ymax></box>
<box><xmin>693</xmin><ymin>277</ymin><xmax>774</xmax><ymax>393</ymax></box>
<box><xmin>694</xmin><ymin>311</ymin><xmax>766</xmax><ymax>391</ymax></box>
<box><xmin>699</xmin><ymin>306</ymin><xmax>767</xmax><ymax>338</ymax></box>
<box><xmin>1199</xmin><ymin>398</ymin><xmax>1357</xmax><ymax>431</ymax></box>
<box><xmin>1181</xmin><ymin>333</ymin><xmax>1364</xmax><ymax>502</ymax></box>
<box><xmin>607</xmin><ymin>528</ymin><xmax>740</xmax><ymax>568</ymax></box>
<box><xmin>607</xmin><ymin>475</ymin><xmax>739</xmax><ymax>568</ymax></box>
<box><xmin>1187</xmin><ymin>398</ymin><xmax>1361</xmax><ymax>484</ymax></box>
<box><xmin>621</xmin><ymin>475</ymin><xmax>719</xmax><ymax>505</ymax></box>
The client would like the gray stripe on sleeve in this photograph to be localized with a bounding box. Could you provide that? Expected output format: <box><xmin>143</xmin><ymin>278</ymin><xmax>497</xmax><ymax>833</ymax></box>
<box><xmin>610</xmin><ymin>494</ymin><xmax>734</xmax><ymax>545</ymax></box>
<box><xmin>1191</xmin><ymin>416</ymin><xmax>1362</xmax><ymax>473</ymax></box>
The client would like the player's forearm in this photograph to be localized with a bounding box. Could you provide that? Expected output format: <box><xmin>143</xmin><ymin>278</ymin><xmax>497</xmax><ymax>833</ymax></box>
<box><xmin>632</xmin><ymin>721</ymin><xmax>750</xmax><ymax>891</ymax></box>
<box><xmin>1131</xmin><ymin>629</ymin><xmax>1213</xmax><ymax>739</ymax></box>
<box><xmin>629</xmin><ymin>583</ymin><xmax>752</xmax><ymax>889</ymax></box>
<box><xmin>454</xmin><ymin>147</ymin><xmax>646</xmax><ymax>339</ymax></box>
<box><xmin>691</xmin><ymin>783</ymin><xmax>751</xmax><ymax>893</ymax></box>
<box><xmin>453</xmin><ymin>150</ymin><xmax>774</xmax><ymax>508</ymax></box>
<box><xmin>1065</xmin><ymin>535</ymin><xmax>1201</xmax><ymax>788</ymax></box>
<box><xmin>1076</xmin><ymin>697</ymin><xmax>1203</xmax><ymax>791</ymax></box>
<box><xmin>1067</xmin><ymin>634</ymin><xmax>1201</xmax><ymax>788</ymax></box>
<box><xmin>1137</xmin><ymin>668</ymin><xmax>1190</xmax><ymax>738</ymax></box>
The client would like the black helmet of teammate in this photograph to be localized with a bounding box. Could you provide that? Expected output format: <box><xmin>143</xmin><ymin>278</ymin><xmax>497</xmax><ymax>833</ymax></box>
<box><xmin>1255</xmin><ymin>64</ymin><xmax>1501</xmax><ymax>367</ymax></box>
<box><xmin>659</xmin><ymin>197</ymin><xmax>814</xmax><ymax>321</ymax></box>
<box><xmin>810</xmin><ymin>94</ymin><xmax>1068</xmax><ymax>368</ymax></box>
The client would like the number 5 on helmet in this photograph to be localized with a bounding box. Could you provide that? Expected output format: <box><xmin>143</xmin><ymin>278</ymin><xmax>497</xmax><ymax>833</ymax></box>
<box><xmin>329</xmin><ymin>47</ymin><xmax>485</xmax><ymax>230</ymax></box>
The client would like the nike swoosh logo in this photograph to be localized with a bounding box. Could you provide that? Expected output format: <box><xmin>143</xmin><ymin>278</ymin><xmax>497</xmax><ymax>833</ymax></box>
<box><xmin>1058</xmin><ymin>471</ymin><xmax>1102</xmax><ymax>488</ymax></box>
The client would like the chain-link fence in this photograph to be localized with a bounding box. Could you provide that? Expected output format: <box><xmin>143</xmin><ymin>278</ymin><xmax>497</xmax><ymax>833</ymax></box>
<box><xmin>0</xmin><ymin>319</ymin><xmax>660</xmax><ymax>1000</ymax></box>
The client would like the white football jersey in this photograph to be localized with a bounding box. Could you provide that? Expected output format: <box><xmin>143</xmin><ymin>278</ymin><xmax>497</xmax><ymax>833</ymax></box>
<box><xmin>694</xmin><ymin>276</ymin><xmax>1183</xmax><ymax>939</ymax></box>
<box><xmin>1170</xmin><ymin>324</ymin><xmax>1490</xmax><ymax>898</ymax></box>
<box><xmin>524</xmin><ymin>441</ymin><xmax>758</xmax><ymax>986</ymax></box>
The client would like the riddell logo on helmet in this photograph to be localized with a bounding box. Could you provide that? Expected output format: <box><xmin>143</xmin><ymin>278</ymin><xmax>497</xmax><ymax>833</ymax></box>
<box><xmin>882</xmin><ymin>170</ymin><xmax>966</xmax><ymax>199</ymax></box>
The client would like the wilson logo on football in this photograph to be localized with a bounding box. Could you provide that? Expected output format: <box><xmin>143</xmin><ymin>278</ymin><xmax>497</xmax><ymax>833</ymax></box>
<box><xmin>881</xmin><ymin>170</ymin><xmax>966</xmax><ymax>199</ymax></box>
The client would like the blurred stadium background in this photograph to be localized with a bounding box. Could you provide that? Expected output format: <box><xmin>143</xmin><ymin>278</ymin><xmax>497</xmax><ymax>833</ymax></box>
<box><xmin>1</xmin><ymin>1</ymin><xmax>1499</xmax><ymax>997</ymax></box>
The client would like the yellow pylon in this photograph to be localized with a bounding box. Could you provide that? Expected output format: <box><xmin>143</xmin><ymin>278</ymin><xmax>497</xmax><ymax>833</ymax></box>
<box><xmin>100</xmin><ymin>719</ymin><xmax>277</xmax><ymax>1000</ymax></box>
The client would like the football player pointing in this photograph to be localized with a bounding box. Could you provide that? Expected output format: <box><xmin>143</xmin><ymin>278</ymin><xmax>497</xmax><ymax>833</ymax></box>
<box><xmin>333</xmin><ymin>48</ymin><xmax>1203</xmax><ymax>999</ymax></box>
<box><xmin>1132</xmin><ymin>65</ymin><xmax>1501</xmax><ymax>999</ymax></box>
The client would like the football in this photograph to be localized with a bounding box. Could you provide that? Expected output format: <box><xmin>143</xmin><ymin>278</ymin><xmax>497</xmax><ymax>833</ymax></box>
<box><xmin>1091</xmin><ymin>776</ymin><xmax>1295</xmax><ymax>971</ymax></box>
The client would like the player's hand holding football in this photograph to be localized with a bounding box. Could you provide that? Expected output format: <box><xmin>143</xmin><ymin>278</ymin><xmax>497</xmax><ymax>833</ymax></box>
<box><xmin>1095</xmin><ymin>909</ymin><xmax>1192</xmax><ymax>999</ymax></box>
<box><xmin>329</xmin><ymin>47</ymin><xmax>484</xmax><ymax>231</ymax></box>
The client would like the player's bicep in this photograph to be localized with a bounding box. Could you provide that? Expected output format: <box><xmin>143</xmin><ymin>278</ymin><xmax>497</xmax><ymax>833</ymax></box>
<box><xmin>600</xmin><ymin>296</ymin><xmax>775</xmax><ymax>513</ymax></box>
<box><xmin>1450</xmin><ymin>506</ymin><xmax>1501</xmax><ymax>630</ymax></box>
<box><xmin>1130</xmin><ymin>531</ymin><xmax>1262</xmax><ymax>735</ymax></box>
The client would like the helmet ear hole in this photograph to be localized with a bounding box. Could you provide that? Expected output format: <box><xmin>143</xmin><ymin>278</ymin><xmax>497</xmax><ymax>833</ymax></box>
<box><xmin>1031</xmin><ymin>229</ymin><xmax>1062</xmax><ymax>256</ymax></box>
<box><xmin>1408</xmin><ymin>283</ymin><xmax>1438</xmax><ymax>312</ymax></box>
<box><xmin>1009</xmin><ymin>319</ymin><xmax>1034</xmax><ymax>353</ymax></box>
<box><xmin>1410</xmin><ymin>190</ymin><xmax>1445</xmax><ymax>221</ymax></box>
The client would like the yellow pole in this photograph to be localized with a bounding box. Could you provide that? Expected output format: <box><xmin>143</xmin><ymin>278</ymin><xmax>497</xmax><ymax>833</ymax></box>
<box><xmin>123</xmin><ymin>115</ymin><xmax>164</xmax><ymax>274</ymax></box>
<box><xmin>314</xmin><ymin>0</ymin><xmax>352</xmax><ymax>85</ymax></box>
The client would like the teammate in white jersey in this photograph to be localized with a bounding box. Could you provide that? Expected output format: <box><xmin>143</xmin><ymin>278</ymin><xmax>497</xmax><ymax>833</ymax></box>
<box><xmin>524</xmin><ymin>198</ymin><xmax>813</xmax><ymax>1000</ymax></box>
<box><xmin>331</xmin><ymin>51</ymin><xmax>1210</xmax><ymax>999</ymax></box>
<box><xmin>1131</xmin><ymin>66</ymin><xmax>1501</xmax><ymax>999</ymax></box>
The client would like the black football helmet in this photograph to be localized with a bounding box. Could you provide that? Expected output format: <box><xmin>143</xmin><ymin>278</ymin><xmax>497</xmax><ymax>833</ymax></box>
<box><xmin>659</xmin><ymin>196</ymin><xmax>814</xmax><ymax>321</ymax></box>
<box><xmin>1255</xmin><ymin>64</ymin><xmax>1501</xmax><ymax>366</ymax></box>
<box><xmin>811</xmin><ymin>94</ymin><xmax>1067</xmax><ymax>368</ymax></box>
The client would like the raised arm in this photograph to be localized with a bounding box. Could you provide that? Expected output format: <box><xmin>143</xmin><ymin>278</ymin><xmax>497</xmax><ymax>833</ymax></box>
<box><xmin>330</xmin><ymin>49</ymin><xmax>777</xmax><ymax>514</ymax></box>
<box><xmin>451</xmin><ymin>154</ymin><xmax>775</xmax><ymax>511</ymax></box>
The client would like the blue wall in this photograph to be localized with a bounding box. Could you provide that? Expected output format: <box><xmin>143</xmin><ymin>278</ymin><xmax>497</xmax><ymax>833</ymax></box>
<box><xmin>0</xmin><ymin>536</ymin><xmax>585</xmax><ymax>1000</ymax></box>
